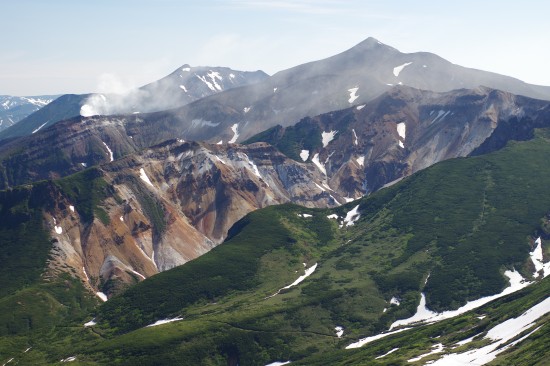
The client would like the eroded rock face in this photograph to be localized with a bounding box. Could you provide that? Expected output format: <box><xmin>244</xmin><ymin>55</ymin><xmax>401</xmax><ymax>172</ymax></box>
<box><xmin>43</xmin><ymin>140</ymin><xmax>338</xmax><ymax>299</ymax></box>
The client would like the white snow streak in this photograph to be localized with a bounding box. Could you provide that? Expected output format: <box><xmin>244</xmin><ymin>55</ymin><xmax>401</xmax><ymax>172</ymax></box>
<box><xmin>348</xmin><ymin>87</ymin><xmax>359</xmax><ymax>103</ymax></box>
<box><xmin>393</xmin><ymin>62</ymin><xmax>413</xmax><ymax>77</ymax></box>
<box><xmin>179</xmin><ymin>85</ymin><xmax>187</xmax><ymax>92</ymax></box>
<box><xmin>322</xmin><ymin>130</ymin><xmax>338</xmax><ymax>147</ymax></box>
<box><xmin>375</xmin><ymin>348</ymin><xmax>399</xmax><ymax>359</ymax></box>
<box><xmin>84</xmin><ymin>318</ymin><xmax>97</xmax><ymax>327</ymax></box>
<box><xmin>311</xmin><ymin>153</ymin><xmax>326</xmax><ymax>175</ymax></box>
<box><xmin>397</xmin><ymin>122</ymin><xmax>406</xmax><ymax>140</ymax></box>
<box><xmin>102</xmin><ymin>141</ymin><xmax>114</xmax><ymax>162</ymax></box>
<box><xmin>327</xmin><ymin>214</ymin><xmax>339</xmax><ymax>219</ymax></box>
<box><xmin>32</xmin><ymin>121</ymin><xmax>49</xmax><ymax>134</ymax></box>
<box><xmin>229</xmin><ymin>123</ymin><xmax>239</xmax><ymax>144</ymax></box>
<box><xmin>282</xmin><ymin>263</ymin><xmax>317</xmax><ymax>290</ymax></box>
<box><xmin>265</xmin><ymin>362</ymin><xmax>291</xmax><ymax>366</ymax></box>
<box><xmin>352</xmin><ymin>129</ymin><xmax>359</xmax><ymax>145</ymax></box>
<box><xmin>346</xmin><ymin>327</ymin><xmax>412</xmax><ymax>349</ymax></box>
<box><xmin>60</xmin><ymin>356</ymin><xmax>76</xmax><ymax>363</ymax></box>
<box><xmin>530</xmin><ymin>237</ymin><xmax>550</xmax><ymax>277</ymax></box>
<box><xmin>431</xmin><ymin>110</ymin><xmax>451</xmax><ymax>124</ymax></box>
<box><xmin>390</xmin><ymin>296</ymin><xmax>401</xmax><ymax>306</ymax></box>
<box><xmin>267</xmin><ymin>264</ymin><xmax>318</xmax><ymax>298</ymax></box>
<box><xmin>429</xmin><ymin>297</ymin><xmax>550</xmax><ymax>365</ymax></box>
<box><xmin>146</xmin><ymin>317</ymin><xmax>183</xmax><ymax>327</ymax></box>
<box><xmin>139</xmin><ymin>168</ymin><xmax>154</xmax><ymax>187</ymax></box>
<box><xmin>96</xmin><ymin>292</ymin><xmax>108</xmax><ymax>302</ymax></box>
<box><xmin>82</xmin><ymin>267</ymin><xmax>89</xmax><ymax>282</ymax></box>
<box><xmin>390</xmin><ymin>270</ymin><xmax>531</xmax><ymax>330</ymax></box>
<box><xmin>343</xmin><ymin>205</ymin><xmax>360</xmax><ymax>227</ymax></box>
<box><xmin>356</xmin><ymin>156</ymin><xmax>365</xmax><ymax>167</ymax></box>
<box><xmin>356</xmin><ymin>104</ymin><xmax>366</xmax><ymax>110</ymax></box>
<box><xmin>335</xmin><ymin>326</ymin><xmax>344</xmax><ymax>338</ymax></box>
<box><xmin>300</xmin><ymin>149</ymin><xmax>309</xmax><ymax>161</ymax></box>
<box><xmin>131</xmin><ymin>269</ymin><xmax>146</xmax><ymax>280</ymax></box>
<box><xmin>407</xmin><ymin>343</ymin><xmax>444</xmax><ymax>362</ymax></box>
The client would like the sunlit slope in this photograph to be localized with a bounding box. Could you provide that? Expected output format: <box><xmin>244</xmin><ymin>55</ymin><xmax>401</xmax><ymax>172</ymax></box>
<box><xmin>72</xmin><ymin>130</ymin><xmax>550</xmax><ymax>365</ymax></box>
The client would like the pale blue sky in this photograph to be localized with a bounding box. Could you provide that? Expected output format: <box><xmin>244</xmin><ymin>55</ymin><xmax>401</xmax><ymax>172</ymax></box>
<box><xmin>2</xmin><ymin>0</ymin><xmax>549</xmax><ymax>95</ymax></box>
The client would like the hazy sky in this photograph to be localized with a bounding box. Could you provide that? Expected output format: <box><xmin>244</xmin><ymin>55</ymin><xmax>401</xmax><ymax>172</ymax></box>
<box><xmin>2</xmin><ymin>0</ymin><xmax>549</xmax><ymax>96</ymax></box>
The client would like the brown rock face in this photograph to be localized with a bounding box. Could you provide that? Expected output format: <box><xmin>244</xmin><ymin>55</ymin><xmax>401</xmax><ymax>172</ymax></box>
<box><xmin>43</xmin><ymin>140</ymin><xmax>339</xmax><ymax>298</ymax></box>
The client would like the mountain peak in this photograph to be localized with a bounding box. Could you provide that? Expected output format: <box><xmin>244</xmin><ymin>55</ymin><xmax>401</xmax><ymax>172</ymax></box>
<box><xmin>353</xmin><ymin>37</ymin><xmax>396</xmax><ymax>51</ymax></box>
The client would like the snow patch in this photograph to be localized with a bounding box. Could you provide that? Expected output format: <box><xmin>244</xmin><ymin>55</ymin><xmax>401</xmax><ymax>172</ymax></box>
<box><xmin>96</xmin><ymin>292</ymin><xmax>108</xmax><ymax>302</ymax></box>
<box><xmin>348</xmin><ymin>87</ymin><xmax>359</xmax><ymax>103</ymax></box>
<box><xmin>455</xmin><ymin>333</ymin><xmax>480</xmax><ymax>346</ymax></box>
<box><xmin>300</xmin><ymin>149</ymin><xmax>309</xmax><ymax>161</ymax></box>
<box><xmin>217</xmin><ymin>140</ymin><xmax>223</xmax><ymax>145</ymax></box>
<box><xmin>399</xmin><ymin>141</ymin><xmax>404</xmax><ymax>148</ymax></box>
<box><xmin>346</xmin><ymin>327</ymin><xmax>412</xmax><ymax>349</ymax></box>
<box><xmin>84</xmin><ymin>318</ymin><xmax>97</xmax><ymax>327</ymax></box>
<box><xmin>82</xmin><ymin>267</ymin><xmax>89</xmax><ymax>282</ymax></box>
<box><xmin>356</xmin><ymin>104</ymin><xmax>366</xmax><ymax>110</ymax></box>
<box><xmin>407</xmin><ymin>343</ymin><xmax>444</xmax><ymax>363</ymax></box>
<box><xmin>243</xmin><ymin>106</ymin><xmax>251</xmax><ymax>113</ymax></box>
<box><xmin>229</xmin><ymin>123</ymin><xmax>239</xmax><ymax>144</ymax></box>
<box><xmin>119</xmin><ymin>216</ymin><xmax>124</xmax><ymax>222</ymax></box>
<box><xmin>281</xmin><ymin>263</ymin><xmax>317</xmax><ymax>290</ymax></box>
<box><xmin>390</xmin><ymin>296</ymin><xmax>400</xmax><ymax>306</ymax></box>
<box><xmin>375</xmin><ymin>348</ymin><xmax>399</xmax><ymax>359</ymax></box>
<box><xmin>530</xmin><ymin>237</ymin><xmax>550</xmax><ymax>277</ymax></box>
<box><xmin>322</xmin><ymin>130</ymin><xmax>338</xmax><ymax>147</ymax></box>
<box><xmin>393</xmin><ymin>62</ymin><xmax>413</xmax><ymax>77</ymax></box>
<box><xmin>146</xmin><ymin>317</ymin><xmax>183</xmax><ymax>327</ymax></box>
<box><xmin>327</xmin><ymin>214</ymin><xmax>339</xmax><ymax>219</ymax></box>
<box><xmin>429</xmin><ymin>297</ymin><xmax>550</xmax><ymax>365</ymax></box>
<box><xmin>139</xmin><ymin>168</ymin><xmax>154</xmax><ymax>187</ymax></box>
<box><xmin>60</xmin><ymin>356</ymin><xmax>76</xmax><ymax>363</ymax></box>
<box><xmin>343</xmin><ymin>205</ymin><xmax>360</xmax><ymax>227</ymax></box>
<box><xmin>311</xmin><ymin>153</ymin><xmax>326</xmax><ymax>175</ymax></box>
<box><xmin>335</xmin><ymin>326</ymin><xmax>344</xmax><ymax>338</ymax></box>
<box><xmin>267</xmin><ymin>264</ymin><xmax>318</xmax><ymax>298</ymax></box>
<box><xmin>298</xmin><ymin>213</ymin><xmax>313</xmax><ymax>218</ymax></box>
<box><xmin>179</xmin><ymin>85</ymin><xmax>187</xmax><ymax>92</ymax></box>
<box><xmin>396</xmin><ymin>122</ymin><xmax>406</xmax><ymax>140</ymax></box>
<box><xmin>352</xmin><ymin>129</ymin><xmax>359</xmax><ymax>145</ymax></box>
<box><xmin>131</xmin><ymin>269</ymin><xmax>146</xmax><ymax>280</ymax></box>
<box><xmin>32</xmin><ymin>121</ymin><xmax>49</xmax><ymax>134</ymax></box>
<box><xmin>215</xmin><ymin>155</ymin><xmax>227</xmax><ymax>165</ymax></box>
<box><xmin>431</xmin><ymin>110</ymin><xmax>451</xmax><ymax>124</ymax></box>
<box><xmin>314</xmin><ymin>183</ymin><xmax>326</xmax><ymax>192</ymax></box>
<box><xmin>242</xmin><ymin>153</ymin><xmax>262</xmax><ymax>180</ymax></box>
<box><xmin>390</xmin><ymin>270</ymin><xmax>531</xmax><ymax>330</ymax></box>
<box><xmin>265</xmin><ymin>362</ymin><xmax>291</xmax><ymax>366</ymax></box>
<box><xmin>69</xmin><ymin>205</ymin><xmax>75</xmax><ymax>212</ymax></box>
<box><xmin>181</xmin><ymin>67</ymin><xmax>191</xmax><ymax>72</ymax></box>
<box><xmin>356</xmin><ymin>156</ymin><xmax>365</xmax><ymax>167</ymax></box>
<box><xmin>102</xmin><ymin>141</ymin><xmax>114</xmax><ymax>162</ymax></box>
<box><xmin>54</xmin><ymin>226</ymin><xmax>63</xmax><ymax>234</ymax></box>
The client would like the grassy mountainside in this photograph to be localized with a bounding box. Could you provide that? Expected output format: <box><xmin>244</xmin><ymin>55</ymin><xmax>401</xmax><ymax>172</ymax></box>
<box><xmin>2</xmin><ymin>131</ymin><xmax>550</xmax><ymax>365</ymax></box>
<box><xmin>63</xmin><ymin>129</ymin><xmax>550</xmax><ymax>365</ymax></box>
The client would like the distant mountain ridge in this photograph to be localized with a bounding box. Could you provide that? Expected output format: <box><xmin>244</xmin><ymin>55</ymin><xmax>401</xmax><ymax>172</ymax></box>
<box><xmin>0</xmin><ymin>65</ymin><xmax>267</xmax><ymax>141</ymax></box>
<box><xmin>0</xmin><ymin>94</ymin><xmax>59</xmax><ymax>132</ymax></box>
